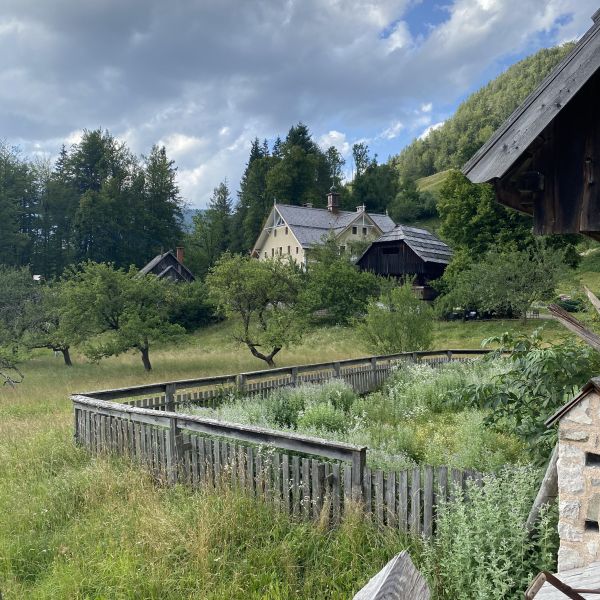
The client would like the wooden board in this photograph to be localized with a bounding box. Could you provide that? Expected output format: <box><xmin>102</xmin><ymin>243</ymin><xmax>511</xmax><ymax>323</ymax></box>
<box><xmin>353</xmin><ymin>550</ymin><xmax>430</xmax><ymax>600</ymax></box>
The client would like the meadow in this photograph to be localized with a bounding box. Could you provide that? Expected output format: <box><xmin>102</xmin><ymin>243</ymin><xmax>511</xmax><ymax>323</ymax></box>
<box><xmin>0</xmin><ymin>318</ymin><xmax>570</xmax><ymax>598</ymax></box>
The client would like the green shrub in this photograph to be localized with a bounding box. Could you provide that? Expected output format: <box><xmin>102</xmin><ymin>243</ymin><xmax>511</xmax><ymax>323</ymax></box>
<box><xmin>357</xmin><ymin>282</ymin><xmax>434</xmax><ymax>354</ymax></box>
<box><xmin>422</xmin><ymin>466</ymin><xmax>557</xmax><ymax>599</ymax></box>
<box><xmin>297</xmin><ymin>403</ymin><xmax>348</xmax><ymax>434</ymax></box>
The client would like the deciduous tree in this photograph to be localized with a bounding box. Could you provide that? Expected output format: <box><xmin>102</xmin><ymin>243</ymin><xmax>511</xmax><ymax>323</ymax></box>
<box><xmin>206</xmin><ymin>254</ymin><xmax>303</xmax><ymax>366</ymax></box>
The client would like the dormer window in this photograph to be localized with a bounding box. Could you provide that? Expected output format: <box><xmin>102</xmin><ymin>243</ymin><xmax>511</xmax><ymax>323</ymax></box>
<box><xmin>285</xmin><ymin>227</ymin><xmax>288</xmax><ymax>235</ymax></box>
<box><xmin>273</xmin><ymin>229</ymin><xmax>277</xmax><ymax>237</ymax></box>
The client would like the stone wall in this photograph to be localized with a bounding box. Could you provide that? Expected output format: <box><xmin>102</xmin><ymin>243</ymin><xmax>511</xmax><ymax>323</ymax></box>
<box><xmin>557</xmin><ymin>389</ymin><xmax>600</xmax><ymax>570</ymax></box>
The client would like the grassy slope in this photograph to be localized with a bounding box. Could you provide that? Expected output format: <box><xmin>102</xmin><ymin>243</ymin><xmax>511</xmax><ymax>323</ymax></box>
<box><xmin>416</xmin><ymin>170</ymin><xmax>451</xmax><ymax>196</ymax></box>
<box><xmin>0</xmin><ymin>319</ymin><xmax>568</xmax><ymax>598</ymax></box>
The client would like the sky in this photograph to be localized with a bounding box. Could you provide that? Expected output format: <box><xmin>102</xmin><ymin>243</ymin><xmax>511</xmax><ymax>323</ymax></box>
<box><xmin>0</xmin><ymin>0</ymin><xmax>598</xmax><ymax>209</ymax></box>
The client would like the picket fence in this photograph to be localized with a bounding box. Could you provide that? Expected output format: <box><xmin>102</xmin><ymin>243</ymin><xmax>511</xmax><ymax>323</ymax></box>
<box><xmin>72</xmin><ymin>349</ymin><xmax>488</xmax><ymax>535</ymax></box>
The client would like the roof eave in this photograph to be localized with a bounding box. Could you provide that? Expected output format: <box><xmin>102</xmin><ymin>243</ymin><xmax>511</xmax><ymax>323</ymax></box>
<box><xmin>463</xmin><ymin>16</ymin><xmax>600</xmax><ymax>184</ymax></box>
<box><xmin>545</xmin><ymin>377</ymin><xmax>600</xmax><ymax>427</ymax></box>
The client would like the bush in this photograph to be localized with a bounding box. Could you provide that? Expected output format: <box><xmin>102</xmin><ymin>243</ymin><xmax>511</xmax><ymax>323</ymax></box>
<box><xmin>422</xmin><ymin>467</ymin><xmax>557</xmax><ymax>599</ymax></box>
<box><xmin>169</xmin><ymin>281</ymin><xmax>217</xmax><ymax>330</ymax></box>
<box><xmin>357</xmin><ymin>282</ymin><xmax>434</xmax><ymax>354</ymax></box>
<box><xmin>297</xmin><ymin>403</ymin><xmax>348</xmax><ymax>434</ymax></box>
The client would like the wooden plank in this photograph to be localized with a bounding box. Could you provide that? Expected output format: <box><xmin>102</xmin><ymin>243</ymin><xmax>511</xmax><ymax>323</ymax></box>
<box><xmin>398</xmin><ymin>470</ymin><xmax>408</xmax><ymax>532</ymax></box>
<box><xmin>410</xmin><ymin>468</ymin><xmax>421</xmax><ymax>536</ymax></box>
<box><xmin>272</xmin><ymin>452</ymin><xmax>281</xmax><ymax>508</ymax></box>
<box><xmin>312</xmin><ymin>460</ymin><xmax>325</xmax><ymax>520</ymax></box>
<box><xmin>437</xmin><ymin>466</ymin><xmax>448</xmax><ymax>507</ymax></box>
<box><xmin>527</xmin><ymin>445</ymin><xmax>558</xmax><ymax>533</ymax></box>
<box><xmin>332</xmin><ymin>463</ymin><xmax>341</xmax><ymax>524</ymax></box>
<box><xmin>375</xmin><ymin>470</ymin><xmax>384</xmax><ymax>528</ymax></box>
<box><xmin>363</xmin><ymin>467</ymin><xmax>372</xmax><ymax>517</ymax></box>
<box><xmin>386</xmin><ymin>471</ymin><xmax>397</xmax><ymax>528</ymax></box>
<box><xmin>353</xmin><ymin>550</ymin><xmax>430</xmax><ymax>600</ymax></box>
<box><xmin>246</xmin><ymin>446</ymin><xmax>255</xmax><ymax>496</ymax></box>
<box><xmin>301</xmin><ymin>458</ymin><xmax>311</xmax><ymax>520</ymax></box>
<box><xmin>191</xmin><ymin>435</ymin><xmax>199</xmax><ymax>487</ymax></box>
<box><xmin>292</xmin><ymin>455</ymin><xmax>300</xmax><ymax>516</ymax></box>
<box><xmin>281</xmin><ymin>454</ymin><xmax>290</xmax><ymax>514</ymax></box>
<box><xmin>423</xmin><ymin>466</ymin><xmax>434</xmax><ymax>538</ymax></box>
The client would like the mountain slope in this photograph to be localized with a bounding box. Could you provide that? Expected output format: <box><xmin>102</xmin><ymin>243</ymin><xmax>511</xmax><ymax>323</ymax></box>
<box><xmin>393</xmin><ymin>43</ymin><xmax>576</xmax><ymax>181</ymax></box>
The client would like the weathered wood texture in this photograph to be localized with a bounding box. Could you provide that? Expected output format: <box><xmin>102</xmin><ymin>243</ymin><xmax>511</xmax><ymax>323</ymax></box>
<box><xmin>71</xmin><ymin>350</ymin><xmax>486</xmax><ymax>533</ymax></box>
<box><xmin>82</xmin><ymin>349</ymin><xmax>488</xmax><ymax>411</ymax></box>
<box><xmin>353</xmin><ymin>551</ymin><xmax>430</xmax><ymax>600</ymax></box>
<box><xmin>73</xmin><ymin>396</ymin><xmax>481</xmax><ymax>534</ymax></box>
<box><xmin>526</xmin><ymin>562</ymin><xmax>600</xmax><ymax>599</ymax></box>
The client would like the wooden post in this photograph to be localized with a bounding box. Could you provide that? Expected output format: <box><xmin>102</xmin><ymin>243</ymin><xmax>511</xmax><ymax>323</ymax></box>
<box><xmin>165</xmin><ymin>383</ymin><xmax>176</xmax><ymax>412</ymax></box>
<box><xmin>236</xmin><ymin>374</ymin><xmax>247</xmax><ymax>395</ymax></box>
<box><xmin>333</xmin><ymin>362</ymin><xmax>341</xmax><ymax>378</ymax></box>
<box><xmin>352</xmin><ymin>447</ymin><xmax>366</xmax><ymax>503</ymax></box>
<box><xmin>526</xmin><ymin>444</ymin><xmax>558</xmax><ymax>534</ymax></box>
<box><xmin>446</xmin><ymin>350</ymin><xmax>453</xmax><ymax>362</ymax></box>
<box><xmin>291</xmin><ymin>367</ymin><xmax>298</xmax><ymax>387</ymax></box>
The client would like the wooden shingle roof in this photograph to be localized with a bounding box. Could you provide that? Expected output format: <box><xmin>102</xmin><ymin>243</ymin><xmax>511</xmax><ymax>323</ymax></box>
<box><xmin>360</xmin><ymin>225</ymin><xmax>453</xmax><ymax>265</ymax></box>
<box><xmin>463</xmin><ymin>11</ymin><xmax>600</xmax><ymax>184</ymax></box>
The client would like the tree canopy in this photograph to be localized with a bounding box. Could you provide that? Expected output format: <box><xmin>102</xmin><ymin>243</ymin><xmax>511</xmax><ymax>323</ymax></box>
<box><xmin>206</xmin><ymin>254</ymin><xmax>304</xmax><ymax>366</ymax></box>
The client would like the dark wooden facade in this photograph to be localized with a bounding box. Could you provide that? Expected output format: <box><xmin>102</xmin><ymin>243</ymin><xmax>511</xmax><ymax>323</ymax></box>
<box><xmin>356</xmin><ymin>226</ymin><xmax>452</xmax><ymax>300</ymax></box>
<box><xmin>464</xmin><ymin>11</ymin><xmax>600</xmax><ymax>239</ymax></box>
<box><xmin>357</xmin><ymin>241</ymin><xmax>446</xmax><ymax>281</ymax></box>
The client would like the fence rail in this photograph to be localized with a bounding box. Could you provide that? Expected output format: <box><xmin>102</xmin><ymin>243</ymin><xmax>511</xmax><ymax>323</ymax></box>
<box><xmin>72</xmin><ymin>349</ymin><xmax>488</xmax><ymax>534</ymax></box>
<box><xmin>83</xmin><ymin>349</ymin><xmax>491</xmax><ymax>411</ymax></box>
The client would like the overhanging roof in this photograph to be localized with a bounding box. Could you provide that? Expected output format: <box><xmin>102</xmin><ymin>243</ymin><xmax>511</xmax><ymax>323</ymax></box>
<box><xmin>463</xmin><ymin>11</ymin><xmax>600</xmax><ymax>184</ymax></box>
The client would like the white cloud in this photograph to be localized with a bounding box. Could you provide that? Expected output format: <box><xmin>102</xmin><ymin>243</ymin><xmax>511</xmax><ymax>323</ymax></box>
<box><xmin>379</xmin><ymin>120</ymin><xmax>404</xmax><ymax>140</ymax></box>
<box><xmin>318</xmin><ymin>130</ymin><xmax>351</xmax><ymax>156</ymax></box>
<box><xmin>0</xmin><ymin>0</ymin><xmax>597</xmax><ymax>207</ymax></box>
<box><xmin>419</xmin><ymin>121</ymin><xmax>445</xmax><ymax>140</ymax></box>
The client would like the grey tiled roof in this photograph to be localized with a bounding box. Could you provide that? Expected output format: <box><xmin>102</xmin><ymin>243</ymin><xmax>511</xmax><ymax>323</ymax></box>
<box><xmin>275</xmin><ymin>204</ymin><xmax>395</xmax><ymax>247</ymax></box>
<box><xmin>373</xmin><ymin>225</ymin><xmax>452</xmax><ymax>264</ymax></box>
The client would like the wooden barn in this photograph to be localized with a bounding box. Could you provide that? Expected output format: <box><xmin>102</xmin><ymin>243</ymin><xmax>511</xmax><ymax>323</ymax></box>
<box><xmin>139</xmin><ymin>246</ymin><xmax>195</xmax><ymax>283</ymax></box>
<box><xmin>463</xmin><ymin>10</ymin><xmax>600</xmax><ymax>239</ymax></box>
<box><xmin>356</xmin><ymin>225</ymin><xmax>452</xmax><ymax>300</ymax></box>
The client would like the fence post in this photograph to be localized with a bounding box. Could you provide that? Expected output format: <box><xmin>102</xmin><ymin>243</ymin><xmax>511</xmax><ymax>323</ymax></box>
<box><xmin>236</xmin><ymin>374</ymin><xmax>247</xmax><ymax>394</ymax></box>
<box><xmin>291</xmin><ymin>367</ymin><xmax>298</xmax><ymax>387</ymax></box>
<box><xmin>167</xmin><ymin>416</ymin><xmax>183</xmax><ymax>484</ymax></box>
<box><xmin>446</xmin><ymin>350</ymin><xmax>453</xmax><ymax>362</ymax></box>
<box><xmin>333</xmin><ymin>362</ymin><xmax>341</xmax><ymax>378</ymax></box>
<box><xmin>165</xmin><ymin>383</ymin><xmax>176</xmax><ymax>411</ymax></box>
<box><xmin>412</xmin><ymin>352</ymin><xmax>418</xmax><ymax>363</ymax></box>
<box><xmin>352</xmin><ymin>447</ymin><xmax>366</xmax><ymax>503</ymax></box>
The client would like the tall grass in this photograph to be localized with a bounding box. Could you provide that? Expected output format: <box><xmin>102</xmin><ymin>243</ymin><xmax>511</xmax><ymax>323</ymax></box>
<box><xmin>189</xmin><ymin>360</ymin><xmax>527</xmax><ymax>472</ymax></box>
<box><xmin>0</xmin><ymin>322</ymin><xmax>562</xmax><ymax>598</ymax></box>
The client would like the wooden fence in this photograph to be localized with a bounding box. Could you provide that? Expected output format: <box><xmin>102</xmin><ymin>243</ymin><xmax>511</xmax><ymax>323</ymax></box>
<box><xmin>83</xmin><ymin>349</ymin><xmax>490</xmax><ymax>411</ymax></box>
<box><xmin>72</xmin><ymin>350</ymin><xmax>488</xmax><ymax>535</ymax></box>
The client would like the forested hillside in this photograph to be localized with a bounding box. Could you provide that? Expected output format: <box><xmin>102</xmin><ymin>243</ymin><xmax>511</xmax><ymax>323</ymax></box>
<box><xmin>393</xmin><ymin>44</ymin><xmax>575</xmax><ymax>181</ymax></box>
<box><xmin>0</xmin><ymin>43</ymin><xmax>578</xmax><ymax>280</ymax></box>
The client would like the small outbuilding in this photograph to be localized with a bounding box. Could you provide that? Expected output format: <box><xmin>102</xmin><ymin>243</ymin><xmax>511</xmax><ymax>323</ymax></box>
<box><xmin>139</xmin><ymin>246</ymin><xmax>195</xmax><ymax>283</ymax></box>
<box><xmin>546</xmin><ymin>378</ymin><xmax>600</xmax><ymax>571</ymax></box>
<box><xmin>355</xmin><ymin>225</ymin><xmax>452</xmax><ymax>300</ymax></box>
<box><xmin>463</xmin><ymin>10</ymin><xmax>600</xmax><ymax>239</ymax></box>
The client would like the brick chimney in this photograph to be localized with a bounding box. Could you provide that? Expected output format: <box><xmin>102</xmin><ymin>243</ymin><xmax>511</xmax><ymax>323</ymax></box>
<box><xmin>176</xmin><ymin>246</ymin><xmax>185</xmax><ymax>264</ymax></box>
<box><xmin>327</xmin><ymin>186</ymin><xmax>340</xmax><ymax>213</ymax></box>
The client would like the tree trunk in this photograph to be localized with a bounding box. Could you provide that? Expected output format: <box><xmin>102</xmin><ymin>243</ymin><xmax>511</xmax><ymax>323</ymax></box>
<box><xmin>140</xmin><ymin>346</ymin><xmax>152</xmax><ymax>371</ymax></box>
<box><xmin>61</xmin><ymin>347</ymin><xmax>72</xmax><ymax>367</ymax></box>
<box><xmin>247</xmin><ymin>344</ymin><xmax>281</xmax><ymax>367</ymax></box>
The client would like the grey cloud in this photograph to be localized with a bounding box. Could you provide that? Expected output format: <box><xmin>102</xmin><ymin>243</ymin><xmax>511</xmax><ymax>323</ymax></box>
<box><xmin>0</xmin><ymin>0</ymin><xmax>597</xmax><ymax>206</ymax></box>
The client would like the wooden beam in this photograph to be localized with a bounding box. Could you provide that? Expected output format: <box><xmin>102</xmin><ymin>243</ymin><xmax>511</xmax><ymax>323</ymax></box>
<box><xmin>547</xmin><ymin>303</ymin><xmax>600</xmax><ymax>351</ymax></box>
<box><xmin>584</xmin><ymin>285</ymin><xmax>600</xmax><ymax>316</ymax></box>
<box><xmin>526</xmin><ymin>445</ymin><xmax>558</xmax><ymax>533</ymax></box>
